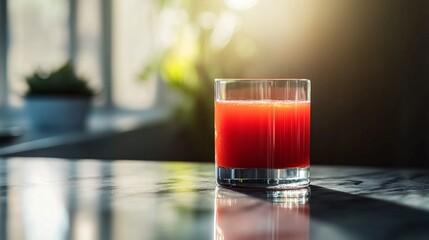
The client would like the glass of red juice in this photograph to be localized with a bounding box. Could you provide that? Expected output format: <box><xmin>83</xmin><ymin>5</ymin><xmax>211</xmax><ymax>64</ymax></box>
<box><xmin>215</xmin><ymin>79</ymin><xmax>311</xmax><ymax>189</ymax></box>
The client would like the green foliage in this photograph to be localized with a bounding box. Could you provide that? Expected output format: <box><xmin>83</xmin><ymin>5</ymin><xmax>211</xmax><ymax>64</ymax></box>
<box><xmin>25</xmin><ymin>62</ymin><xmax>95</xmax><ymax>97</ymax></box>
<box><xmin>139</xmin><ymin>0</ymin><xmax>258</xmax><ymax>158</ymax></box>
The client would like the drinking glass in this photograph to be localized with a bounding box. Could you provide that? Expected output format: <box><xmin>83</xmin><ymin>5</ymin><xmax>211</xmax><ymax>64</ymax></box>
<box><xmin>215</xmin><ymin>79</ymin><xmax>311</xmax><ymax>189</ymax></box>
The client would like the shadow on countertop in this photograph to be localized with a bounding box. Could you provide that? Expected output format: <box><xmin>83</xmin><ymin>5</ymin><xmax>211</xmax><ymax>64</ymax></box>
<box><xmin>2</xmin><ymin>121</ymin><xmax>214</xmax><ymax>162</ymax></box>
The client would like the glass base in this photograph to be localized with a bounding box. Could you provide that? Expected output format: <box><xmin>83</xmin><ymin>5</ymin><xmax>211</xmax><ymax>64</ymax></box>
<box><xmin>216</xmin><ymin>166</ymin><xmax>310</xmax><ymax>190</ymax></box>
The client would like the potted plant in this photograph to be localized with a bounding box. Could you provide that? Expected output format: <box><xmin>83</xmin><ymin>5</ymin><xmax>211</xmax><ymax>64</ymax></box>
<box><xmin>24</xmin><ymin>62</ymin><xmax>95</xmax><ymax>131</ymax></box>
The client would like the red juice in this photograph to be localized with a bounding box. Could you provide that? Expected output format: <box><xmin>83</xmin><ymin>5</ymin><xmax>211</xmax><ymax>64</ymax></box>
<box><xmin>215</xmin><ymin>100</ymin><xmax>310</xmax><ymax>169</ymax></box>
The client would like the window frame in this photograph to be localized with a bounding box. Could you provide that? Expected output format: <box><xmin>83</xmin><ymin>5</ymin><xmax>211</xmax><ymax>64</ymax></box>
<box><xmin>0</xmin><ymin>0</ymin><xmax>9</xmax><ymax>110</ymax></box>
<box><xmin>0</xmin><ymin>0</ymin><xmax>114</xmax><ymax>110</ymax></box>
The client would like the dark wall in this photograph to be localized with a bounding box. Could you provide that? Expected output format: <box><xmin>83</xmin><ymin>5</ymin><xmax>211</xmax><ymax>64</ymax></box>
<box><xmin>304</xmin><ymin>1</ymin><xmax>429</xmax><ymax>167</ymax></box>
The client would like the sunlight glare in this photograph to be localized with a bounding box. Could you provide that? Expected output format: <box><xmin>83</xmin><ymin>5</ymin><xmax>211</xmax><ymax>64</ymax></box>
<box><xmin>225</xmin><ymin>0</ymin><xmax>258</xmax><ymax>10</ymax></box>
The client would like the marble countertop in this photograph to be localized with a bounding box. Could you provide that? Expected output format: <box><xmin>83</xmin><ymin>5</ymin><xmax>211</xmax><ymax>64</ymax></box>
<box><xmin>0</xmin><ymin>158</ymin><xmax>428</xmax><ymax>240</ymax></box>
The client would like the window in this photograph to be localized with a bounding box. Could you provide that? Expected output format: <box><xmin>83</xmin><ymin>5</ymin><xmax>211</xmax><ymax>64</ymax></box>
<box><xmin>112</xmin><ymin>0</ymin><xmax>157</xmax><ymax>110</ymax></box>
<box><xmin>75</xmin><ymin>0</ymin><xmax>103</xmax><ymax>105</ymax></box>
<box><xmin>8</xmin><ymin>0</ymin><xmax>68</xmax><ymax>106</ymax></box>
<box><xmin>1</xmin><ymin>0</ymin><xmax>157</xmax><ymax>111</ymax></box>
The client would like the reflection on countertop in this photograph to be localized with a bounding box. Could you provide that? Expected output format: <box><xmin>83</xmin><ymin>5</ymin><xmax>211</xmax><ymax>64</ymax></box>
<box><xmin>215</xmin><ymin>187</ymin><xmax>310</xmax><ymax>240</ymax></box>
<box><xmin>0</xmin><ymin>158</ymin><xmax>429</xmax><ymax>240</ymax></box>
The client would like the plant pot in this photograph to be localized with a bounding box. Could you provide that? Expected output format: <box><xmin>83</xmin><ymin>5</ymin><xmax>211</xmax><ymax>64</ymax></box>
<box><xmin>25</xmin><ymin>96</ymin><xmax>92</xmax><ymax>131</ymax></box>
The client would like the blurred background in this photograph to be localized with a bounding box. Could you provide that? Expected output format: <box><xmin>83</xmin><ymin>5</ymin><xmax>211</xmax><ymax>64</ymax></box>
<box><xmin>0</xmin><ymin>0</ymin><xmax>428</xmax><ymax>167</ymax></box>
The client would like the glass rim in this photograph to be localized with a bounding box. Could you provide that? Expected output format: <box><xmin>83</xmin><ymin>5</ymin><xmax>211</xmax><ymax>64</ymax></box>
<box><xmin>215</xmin><ymin>78</ymin><xmax>311</xmax><ymax>83</ymax></box>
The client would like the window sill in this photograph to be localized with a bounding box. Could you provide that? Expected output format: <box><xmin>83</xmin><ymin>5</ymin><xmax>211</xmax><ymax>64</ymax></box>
<box><xmin>0</xmin><ymin>106</ymin><xmax>172</xmax><ymax>156</ymax></box>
